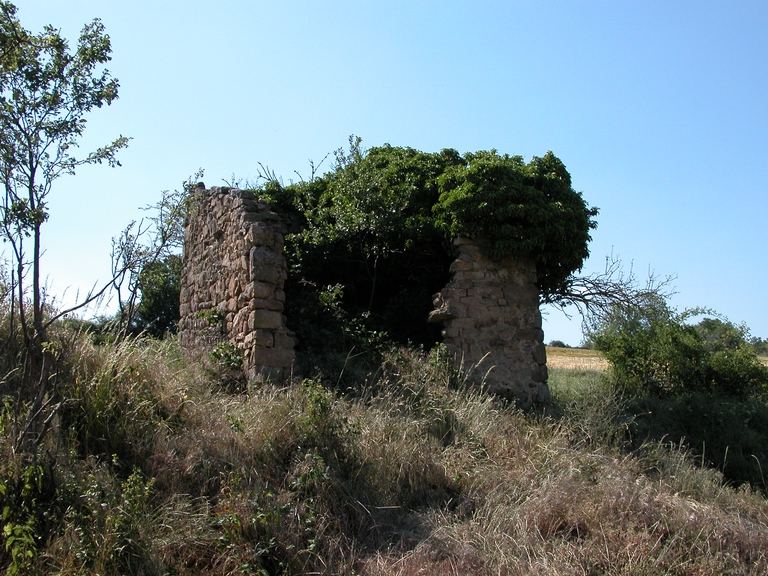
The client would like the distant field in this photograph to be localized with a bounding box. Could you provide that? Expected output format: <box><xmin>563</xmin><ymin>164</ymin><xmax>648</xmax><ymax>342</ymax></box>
<box><xmin>548</xmin><ymin>348</ymin><xmax>768</xmax><ymax>369</ymax></box>
<box><xmin>546</xmin><ymin>346</ymin><xmax>608</xmax><ymax>371</ymax></box>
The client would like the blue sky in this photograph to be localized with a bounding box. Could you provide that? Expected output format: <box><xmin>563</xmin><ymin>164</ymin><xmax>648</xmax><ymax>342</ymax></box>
<box><xmin>8</xmin><ymin>1</ymin><xmax>768</xmax><ymax>345</ymax></box>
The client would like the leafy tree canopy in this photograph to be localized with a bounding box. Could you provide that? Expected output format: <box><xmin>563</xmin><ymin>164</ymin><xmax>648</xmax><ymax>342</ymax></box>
<box><xmin>0</xmin><ymin>0</ymin><xmax>129</xmax><ymax>352</ymax></box>
<box><xmin>132</xmin><ymin>254</ymin><xmax>181</xmax><ymax>338</ymax></box>
<box><xmin>269</xmin><ymin>141</ymin><xmax>459</xmax><ymax>352</ymax></box>
<box><xmin>435</xmin><ymin>150</ymin><xmax>598</xmax><ymax>298</ymax></box>
<box><xmin>268</xmin><ymin>141</ymin><xmax>597</xmax><ymax>302</ymax></box>
<box><xmin>0</xmin><ymin>1</ymin><xmax>128</xmax><ymax>444</ymax></box>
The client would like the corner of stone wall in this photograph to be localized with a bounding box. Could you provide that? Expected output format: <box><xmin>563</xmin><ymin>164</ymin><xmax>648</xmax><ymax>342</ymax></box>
<box><xmin>178</xmin><ymin>187</ymin><xmax>295</xmax><ymax>383</ymax></box>
<box><xmin>429</xmin><ymin>238</ymin><xmax>549</xmax><ymax>408</ymax></box>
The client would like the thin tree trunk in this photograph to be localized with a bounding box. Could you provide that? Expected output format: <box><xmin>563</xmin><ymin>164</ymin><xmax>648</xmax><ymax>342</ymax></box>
<box><xmin>28</xmin><ymin>171</ymin><xmax>46</xmax><ymax>347</ymax></box>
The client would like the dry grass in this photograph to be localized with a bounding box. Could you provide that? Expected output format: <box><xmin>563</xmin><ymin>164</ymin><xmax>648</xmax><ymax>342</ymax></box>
<box><xmin>4</xmin><ymin>334</ymin><xmax>768</xmax><ymax>575</ymax></box>
<box><xmin>360</xmin><ymin>410</ymin><xmax>768</xmax><ymax>575</ymax></box>
<box><xmin>546</xmin><ymin>346</ymin><xmax>608</xmax><ymax>371</ymax></box>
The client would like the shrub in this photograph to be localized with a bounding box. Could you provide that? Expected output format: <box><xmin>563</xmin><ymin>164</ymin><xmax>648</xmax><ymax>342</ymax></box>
<box><xmin>0</xmin><ymin>459</ymin><xmax>46</xmax><ymax>575</ymax></box>
<box><xmin>273</xmin><ymin>143</ymin><xmax>458</xmax><ymax>354</ymax></box>
<box><xmin>751</xmin><ymin>336</ymin><xmax>768</xmax><ymax>356</ymax></box>
<box><xmin>133</xmin><ymin>255</ymin><xmax>182</xmax><ymax>337</ymax></box>
<box><xmin>207</xmin><ymin>342</ymin><xmax>246</xmax><ymax>392</ymax></box>
<box><xmin>590</xmin><ymin>298</ymin><xmax>768</xmax><ymax>397</ymax></box>
<box><xmin>435</xmin><ymin>150</ymin><xmax>598</xmax><ymax>298</ymax></box>
<box><xmin>628</xmin><ymin>392</ymin><xmax>768</xmax><ymax>489</ymax></box>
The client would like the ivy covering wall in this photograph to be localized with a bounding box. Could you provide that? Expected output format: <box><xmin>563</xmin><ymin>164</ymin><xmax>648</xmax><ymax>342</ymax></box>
<box><xmin>260</xmin><ymin>141</ymin><xmax>598</xmax><ymax>360</ymax></box>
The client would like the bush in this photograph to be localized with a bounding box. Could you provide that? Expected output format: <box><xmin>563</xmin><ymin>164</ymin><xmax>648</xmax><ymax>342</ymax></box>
<box><xmin>133</xmin><ymin>255</ymin><xmax>182</xmax><ymax>338</ymax></box>
<box><xmin>273</xmin><ymin>143</ymin><xmax>459</xmax><ymax>355</ymax></box>
<box><xmin>751</xmin><ymin>336</ymin><xmax>768</xmax><ymax>356</ymax></box>
<box><xmin>590</xmin><ymin>298</ymin><xmax>768</xmax><ymax>397</ymax></box>
<box><xmin>435</xmin><ymin>150</ymin><xmax>598</xmax><ymax>298</ymax></box>
<box><xmin>628</xmin><ymin>392</ymin><xmax>768</xmax><ymax>489</ymax></box>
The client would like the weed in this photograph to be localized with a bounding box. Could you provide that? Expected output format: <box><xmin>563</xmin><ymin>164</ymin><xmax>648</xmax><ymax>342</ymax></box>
<box><xmin>207</xmin><ymin>342</ymin><xmax>246</xmax><ymax>392</ymax></box>
<box><xmin>0</xmin><ymin>460</ymin><xmax>44</xmax><ymax>575</ymax></box>
<box><xmin>210</xmin><ymin>342</ymin><xmax>243</xmax><ymax>371</ymax></box>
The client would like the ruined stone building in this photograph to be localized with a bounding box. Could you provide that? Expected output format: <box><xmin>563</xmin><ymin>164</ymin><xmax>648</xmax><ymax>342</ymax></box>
<box><xmin>178</xmin><ymin>187</ymin><xmax>295</xmax><ymax>382</ymax></box>
<box><xmin>179</xmin><ymin>186</ymin><xmax>549</xmax><ymax>407</ymax></box>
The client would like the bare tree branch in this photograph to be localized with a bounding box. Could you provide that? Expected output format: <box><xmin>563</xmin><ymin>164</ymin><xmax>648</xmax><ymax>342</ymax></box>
<box><xmin>544</xmin><ymin>251</ymin><xmax>677</xmax><ymax>333</ymax></box>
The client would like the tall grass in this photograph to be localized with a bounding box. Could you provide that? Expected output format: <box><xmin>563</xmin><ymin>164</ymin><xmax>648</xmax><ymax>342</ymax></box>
<box><xmin>1</xmin><ymin>326</ymin><xmax>768</xmax><ymax>574</ymax></box>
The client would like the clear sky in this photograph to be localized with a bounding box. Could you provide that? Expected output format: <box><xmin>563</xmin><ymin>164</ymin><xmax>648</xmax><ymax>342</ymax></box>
<box><xmin>8</xmin><ymin>0</ymin><xmax>768</xmax><ymax>345</ymax></box>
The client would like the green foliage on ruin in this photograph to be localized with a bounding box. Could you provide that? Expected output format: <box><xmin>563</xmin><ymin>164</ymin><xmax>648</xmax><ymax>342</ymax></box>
<box><xmin>435</xmin><ymin>150</ymin><xmax>599</xmax><ymax>298</ymax></box>
<box><xmin>260</xmin><ymin>140</ymin><xmax>598</xmax><ymax>369</ymax></box>
<box><xmin>265</xmin><ymin>141</ymin><xmax>461</xmax><ymax>359</ymax></box>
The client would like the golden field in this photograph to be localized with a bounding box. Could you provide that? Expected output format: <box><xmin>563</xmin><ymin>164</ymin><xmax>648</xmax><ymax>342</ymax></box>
<box><xmin>545</xmin><ymin>345</ymin><xmax>608</xmax><ymax>371</ymax></box>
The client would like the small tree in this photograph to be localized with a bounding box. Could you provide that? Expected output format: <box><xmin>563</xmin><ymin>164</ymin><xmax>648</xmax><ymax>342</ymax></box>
<box><xmin>109</xmin><ymin>172</ymin><xmax>201</xmax><ymax>338</ymax></box>
<box><xmin>0</xmin><ymin>2</ymin><xmax>128</xmax><ymax>445</ymax></box>
<box><xmin>0</xmin><ymin>2</ymin><xmax>128</xmax><ymax>343</ymax></box>
<box><xmin>132</xmin><ymin>254</ymin><xmax>182</xmax><ymax>337</ymax></box>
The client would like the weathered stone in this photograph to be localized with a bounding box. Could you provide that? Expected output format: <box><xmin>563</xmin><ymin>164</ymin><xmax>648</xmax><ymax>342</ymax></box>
<box><xmin>248</xmin><ymin>222</ymin><xmax>275</xmax><ymax>247</ymax></box>
<box><xmin>178</xmin><ymin>186</ymin><xmax>295</xmax><ymax>382</ymax></box>
<box><xmin>250</xmin><ymin>310</ymin><xmax>283</xmax><ymax>330</ymax></box>
<box><xmin>430</xmin><ymin>238</ymin><xmax>549</xmax><ymax>408</ymax></box>
<box><xmin>274</xmin><ymin>330</ymin><xmax>295</xmax><ymax>349</ymax></box>
<box><xmin>251</xmin><ymin>298</ymin><xmax>284</xmax><ymax>312</ymax></box>
<box><xmin>252</xmin><ymin>329</ymin><xmax>275</xmax><ymax>347</ymax></box>
<box><xmin>251</xmin><ymin>347</ymin><xmax>294</xmax><ymax>368</ymax></box>
<box><xmin>250</xmin><ymin>247</ymin><xmax>283</xmax><ymax>284</ymax></box>
<box><xmin>449</xmin><ymin>259</ymin><xmax>473</xmax><ymax>272</ymax></box>
<box><xmin>449</xmin><ymin>318</ymin><xmax>476</xmax><ymax>330</ymax></box>
<box><xmin>250</xmin><ymin>281</ymin><xmax>274</xmax><ymax>299</ymax></box>
<box><xmin>182</xmin><ymin>192</ymin><xmax>549</xmax><ymax>405</ymax></box>
<box><xmin>428</xmin><ymin>306</ymin><xmax>459</xmax><ymax>323</ymax></box>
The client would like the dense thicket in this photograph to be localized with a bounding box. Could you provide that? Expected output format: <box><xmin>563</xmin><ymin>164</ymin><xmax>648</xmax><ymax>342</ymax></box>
<box><xmin>132</xmin><ymin>255</ymin><xmax>181</xmax><ymax>337</ymax></box>
<box><xmin>272</xmin><ymin>144</ymin><xmax>460</xmax><ymax>355</ymax></box>
<box><xmin>261</xmin><ymin>141</ymin><xmax>597</xmax><ymax>367</ymax></box>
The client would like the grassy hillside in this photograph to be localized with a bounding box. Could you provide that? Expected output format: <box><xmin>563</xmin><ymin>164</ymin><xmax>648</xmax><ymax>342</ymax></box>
<box><xmin>2</xmin><ymin>333</ymin><xmax>768</xmax><ymax>574</ymax></box>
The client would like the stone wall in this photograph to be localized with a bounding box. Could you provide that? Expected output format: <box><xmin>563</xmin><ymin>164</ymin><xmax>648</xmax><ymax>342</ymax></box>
<box><xmin>429</xmin><ymin>238</ymin><xmax>549</xmax><ymax>408</ymax></box>
<box><xmin>178</xmin><ymin>186</ymin><xmax>295</xmax><ymax>381</ymax></box>
<box><xmin>179</xmin><ymin>190</ymin><xmax>548</xmax><ymax>405</ymax></box>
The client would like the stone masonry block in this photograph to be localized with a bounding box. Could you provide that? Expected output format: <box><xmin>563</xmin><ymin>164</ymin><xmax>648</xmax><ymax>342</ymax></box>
<box><xmin>428</xmin><ymin>237</ymin><xmax>549</xmax><ymax>406</ymax></box>
<box><xmin>250</xmin><ymin>347</ymin><xmax>294</xmax><ymax>368</ymax></box>
<box><xmin>252</xmin><ymin>298</ymin><xmax>284</xmax><ymax>312</ymax></box>
<box><xmin>249</xmin><ymin>309</ymin><xmax>283</xmax><ymax>331</ymax></box>
<box><xmin>248</xmin><ymin>222</ymin><xmax>275</xmax><ymax>247</ymax></box>
<box><xmin>274</xmin><ymin>331</ymin><xmax>295</xmax><ymax>349</ymax></box>
<box><xmin>250</xmin><ymin>246</ymin><xmax>284</xmax><ymax>284</ymax></box>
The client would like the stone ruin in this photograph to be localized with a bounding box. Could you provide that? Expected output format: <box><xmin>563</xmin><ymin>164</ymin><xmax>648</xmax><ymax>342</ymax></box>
<box><xmin>429</xmin><ymin>238</ymin><xmax>549</xmax><ymax>407</ymax></box>
<box><xmin>178</xmin><ymin>186</ymin><xmax>295</xmax><ymax>381</ymax></box>
<box><xmin>179</xmin><ymin>186</ymin><xmax>549</xmax><ymax>406</ymax></box>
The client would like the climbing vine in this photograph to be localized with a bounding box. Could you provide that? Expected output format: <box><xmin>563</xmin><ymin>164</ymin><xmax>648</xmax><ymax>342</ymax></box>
<box><xmin>259</xmin><ymin>141</ymin><xmax>597</xmax><ymax>357</ymax></box>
